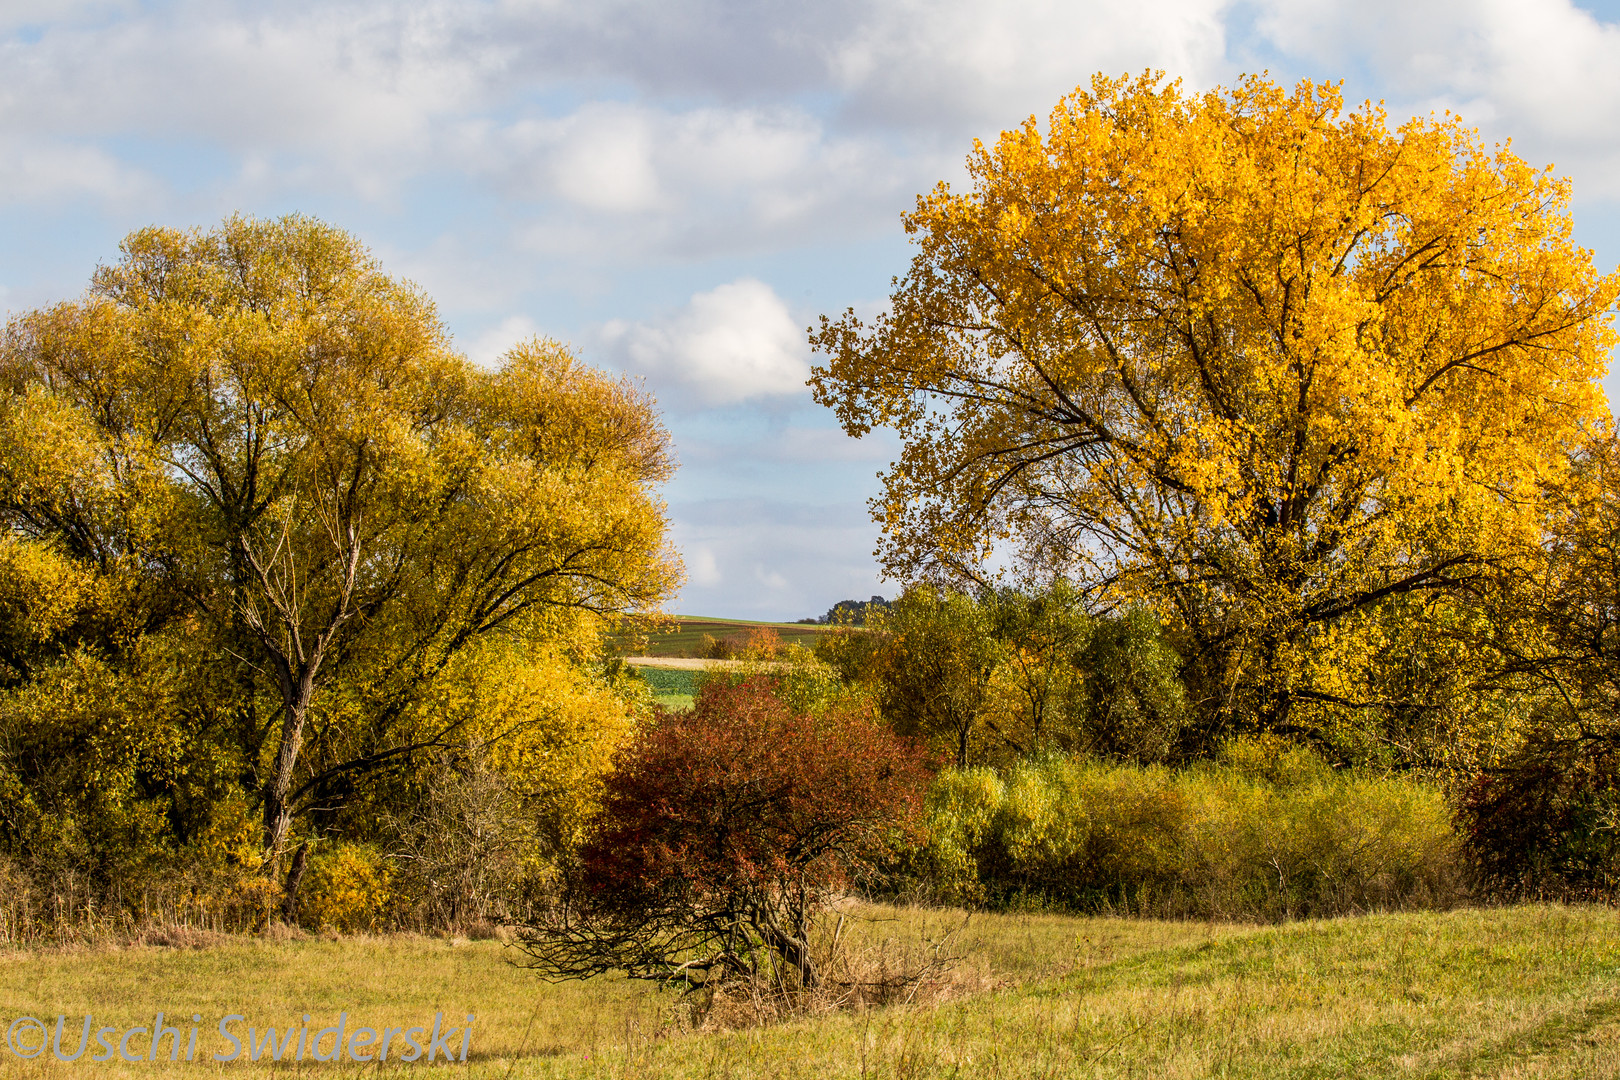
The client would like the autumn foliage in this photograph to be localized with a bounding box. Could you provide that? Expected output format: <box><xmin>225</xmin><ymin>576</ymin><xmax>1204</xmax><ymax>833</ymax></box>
<box><xmin>520</xmin><ymin>677</ymin><xmax>930</xmax><ymax>990</ymax></box>
<box><xmin>9</xmin><ymin>68</ymin><xmax>1620</xmax><ymax>937</ymax></box>
<box><xmin>0</xmin><ymin>214</ymin><xmax>680</xmax><ymax>931</ymax></box>
<box><xmin>811</xmin><ymin>72</ymin><xmax>1619</xmax><ymax>745</ymax></box>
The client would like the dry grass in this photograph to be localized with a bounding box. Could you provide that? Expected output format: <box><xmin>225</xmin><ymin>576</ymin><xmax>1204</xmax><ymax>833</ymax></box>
<box><xmin>1</xmin><ymin>904</ymin><xmax>1617</xmax><ymax>1077</ymax></box>
<box><xmin>691</xmin><ymin>906</ymin><xmax>997</xmax><ymax>1031</ymax></box>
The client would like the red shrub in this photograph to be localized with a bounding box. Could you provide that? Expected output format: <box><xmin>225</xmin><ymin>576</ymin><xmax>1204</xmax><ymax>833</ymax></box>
<box><xmin>521</xmin><ymin>677</ymin><xmax>929</xmax><ymax>990</ymax></box>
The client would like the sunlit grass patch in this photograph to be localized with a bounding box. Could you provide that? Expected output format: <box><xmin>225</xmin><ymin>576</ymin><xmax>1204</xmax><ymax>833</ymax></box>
<box><xmin>3</xmin><ymin>905</ymin><xmax>1618</xmax><ymax>1077</ymax></box>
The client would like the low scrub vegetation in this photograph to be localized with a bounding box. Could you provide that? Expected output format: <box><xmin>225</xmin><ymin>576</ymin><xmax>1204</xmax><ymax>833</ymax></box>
<box><xmin>915</xmin><ymin>741</ymin><xmax>1459</xmax><ymax>919</ymax></box>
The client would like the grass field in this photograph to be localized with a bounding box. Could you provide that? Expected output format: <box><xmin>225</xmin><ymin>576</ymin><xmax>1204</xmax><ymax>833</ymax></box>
<box><xmin>4</xmin><ymin>904</ymin><xmax>1619</xmax><ymax>1077</ymax></box>
<box><xmin>634</xmin><ymin>666</ymin><xmax>700</xmax><ymax>711</ymax></box>
<box><xmin>618</xmin><ymin>616</ymin><xmax>832</xmax><ymax>659</ymax></box>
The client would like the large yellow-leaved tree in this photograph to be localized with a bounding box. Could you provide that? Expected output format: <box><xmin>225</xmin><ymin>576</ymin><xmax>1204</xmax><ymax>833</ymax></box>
<box><xmin>810</xmin><ymin>74</ymin><xmax>1618</xmax><ymax>743</ymax></box>
<box><xmin>0</xmin><ymin>215</ymin><xmax>681</xmax><ymax>905</ymax></box>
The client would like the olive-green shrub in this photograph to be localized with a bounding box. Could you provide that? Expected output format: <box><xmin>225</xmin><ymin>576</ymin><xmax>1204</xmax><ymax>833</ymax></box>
<box><xmin>918</xmin><ymin>740</ymin><xmax>1459</xmax><ymax>919</ymax></box>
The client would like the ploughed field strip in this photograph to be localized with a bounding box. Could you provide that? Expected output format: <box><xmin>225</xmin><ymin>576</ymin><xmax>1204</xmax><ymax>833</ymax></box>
<box><xmin>613</xmin><ymin>616</ymin><xmax>832</xmax><ymax>658</ymax></box>
<box><xmin>4</xmin><ymin>905</ymin><xmax>1620</xmax><ymax>1078</ymax></box>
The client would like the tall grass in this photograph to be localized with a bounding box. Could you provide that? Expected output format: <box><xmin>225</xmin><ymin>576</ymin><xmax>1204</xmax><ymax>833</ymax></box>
<box><xmin>917</xmin><ymin>742</ymin><xmax>1461</xmax><ymax>918</ymax></box>
<box><xmin>5</xmin><ymin>905</ymin><xmax>1620</xmax><ymax>1077</ymax></box>
<box><xmin>0</xmin><ymin>854</ymin><xmax>276</xmax><ymax>946</ymax></box>
<box><xmin>2</xmin><ymin>725</ymin><xmax>1463</xmax><ymax>945</ymax></box>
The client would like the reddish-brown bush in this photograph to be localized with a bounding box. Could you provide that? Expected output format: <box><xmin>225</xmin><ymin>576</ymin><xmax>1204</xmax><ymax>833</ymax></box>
<box><xmin>518</xmin><ymin>676</ymin><xmax>929</xmax><ymax>991</ymax></box>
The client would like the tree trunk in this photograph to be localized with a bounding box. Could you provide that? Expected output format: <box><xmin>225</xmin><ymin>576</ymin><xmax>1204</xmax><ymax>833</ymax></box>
<box><xmin>261</xmin><ymin>665</ymin><xmax>317</xmax><ymax>875</ymax></box>
<box><xmin>760</xmin><ymin>920</ymin><xmax>818</xmax><ymax>989</ymax></box>
<box><xmin>281</xmin><ymin>840</ymin><xmax>311</xmax><ymax>924</ymax></box>
<box><xmin>240</xmin><ymin>518</ymin><xmax>360</xmax><ymax>882</ymax></box>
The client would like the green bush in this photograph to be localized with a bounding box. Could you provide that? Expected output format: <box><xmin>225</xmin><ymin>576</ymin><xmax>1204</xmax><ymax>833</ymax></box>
<box><xmin>917</xmin><ymin>741</ymin><xmax>1460</xmax><ymax>919</ymax></box>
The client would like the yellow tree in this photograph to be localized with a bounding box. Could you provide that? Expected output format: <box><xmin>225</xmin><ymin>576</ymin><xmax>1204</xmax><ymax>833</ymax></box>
<box><xmin>0</xmin><ymin>215</ymin><xmax>681</xmax><ymax>898</ymax></box>
<box><xmin>811</xmin><ymin>73</ymin><xmax>1618</xmax><ymax>739</ymax></box>
<box><xmin>1481</xmin><ymin>430</ymin><xmax>1620</xmax><ymax>731</ymax></box>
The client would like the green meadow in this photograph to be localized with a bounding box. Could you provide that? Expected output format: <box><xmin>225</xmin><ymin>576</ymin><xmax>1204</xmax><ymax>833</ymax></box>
<box><xmin>633</xmin><ymin>665</ymin><xmax>701</xmax><ymax>711</ymax></box>
<box><xmin>6</xmin><ymin>904</ymin><xmax>1619</xmax><ymax>1078</ymax></box>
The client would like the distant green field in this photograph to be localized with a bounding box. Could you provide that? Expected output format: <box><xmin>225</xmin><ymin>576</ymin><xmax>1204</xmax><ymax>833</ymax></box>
<box><xmin>636</xmin><ymin>667</ymin><xmax>698</xmax><ymax>696</ymax></box>
<box><xmin>636</xmin><ymin>666</ymin><xmax>698</xmax><ymax>711</ymax></box>
<box><xmin>618</xmin><ymin>616</ymin><xmax>832</xmax><ymax>658</ymax></box>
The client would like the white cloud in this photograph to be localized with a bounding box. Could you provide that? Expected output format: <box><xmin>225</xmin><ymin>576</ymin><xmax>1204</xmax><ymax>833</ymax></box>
<box><xmin>494</xmin><ymin>0</ymin><xmax>1235</xmax><ymax>136</ymax></box>
<box><xmin>16</xmin><ymin>0</ymin><xmax>1620</xmax><ymax>220</ymax></box>
<box><xmin>754</xmin><ymin>566</ymin><xmax>790</xmax><ymax>591</ymax></box>
<box><xmin>548</xmin><ymin>113</ymin><xmax>662</xmax><ymax>213</ymax></box>
<box><xmin>0</xmin><ymin>0</ymin><xmax>133</xmax><ymax>30</ymax></box>
<box><xmin>687</xmin><ymin>544</ymin><xmax>722</xmax><ymax>587</ymax></box>
<box><xmin>0</xmin><ymin>0</ymin><xmax>1239</xmax><ymax>271</ymax></box>
<box><xmin>451</xmin><ymin>99</ymin><xmax>917</xmax><ymax>260</ymax></box>
<box><xmin>601</xmin><ymin>278</ymin><xmax>810</xmax><ymax>406</ymax></box>
<box><xmin>0</xmin><ymin>136</ymin><xmax>159</xmax><ymax>207</ymax></box>
<box><xmin>0</xmin><ymin>1</ymin><xmax>493</xmax><ymax>202</ymax></box>
<box><xmin>462</xmin><ymin>314</ymin><xmax>542</xmax><ymax>369</ymax></box>
<box><xmin>666</xmin><ymin>498</ymin><xmax>887</xmax><ymax>619</ymax></box>
<box><xmin>0</xmin><ymin>0</ymin><xmax>1236</xmax><ymax>227</ymax></box>
<box><xmin>829</xmin><ymin>0</ymin><xmax>1235</xmax><ymax>131</ymax></box>
<box><xmin>1250</xmin><ymin>0</ymin><xmax>1620</xmax><ymax>195</ymax></box>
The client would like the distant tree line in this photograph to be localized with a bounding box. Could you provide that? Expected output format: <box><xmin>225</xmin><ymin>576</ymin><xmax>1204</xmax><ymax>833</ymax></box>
<box><xmin>798</xmin><ymin>595</ymin><xmax>892</xmax><ymax>626</ymax></box>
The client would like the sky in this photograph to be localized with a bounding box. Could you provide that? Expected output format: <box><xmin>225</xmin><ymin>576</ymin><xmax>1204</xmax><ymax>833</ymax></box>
<box><xmin>6</xmin><ymin>0</ymin><xmax>1620</xmax><ymax>619</ymax></box>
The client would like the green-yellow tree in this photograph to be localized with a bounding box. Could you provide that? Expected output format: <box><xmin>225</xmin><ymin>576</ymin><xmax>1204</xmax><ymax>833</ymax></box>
<box><xmin>0</xmin><ymin>215</ymin><xmax>681</xmax><ymax>901</ymax></box>
<box><xmin>870</xmin><ymin>585</ymin><xmax>1006</xmax><ymax>767</ymax></box>
<box><xmin>810</xmin><ymin>73</ymin><xmax>1618</xmax><ymax>742</ymax></box>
